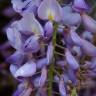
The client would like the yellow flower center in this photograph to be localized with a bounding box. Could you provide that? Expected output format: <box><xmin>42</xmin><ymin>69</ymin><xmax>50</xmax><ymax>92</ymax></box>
<box><xmin>47</xmin><ymin>9</ymin><xmax>54</xmax><ymax>21</ymax></box>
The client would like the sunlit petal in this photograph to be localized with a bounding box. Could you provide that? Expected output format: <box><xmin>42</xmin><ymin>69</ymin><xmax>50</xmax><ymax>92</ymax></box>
<box><xmin>15</xmin><ymin>61</ymin><xmax>36</xmax><ymax>78</ymax></box>
<box><xmin>18</xmin><ymin>13</ymin><xmax>44</xmax><ymax>36</ymax></box>
<box><xmin>37</xmin><ymin>0</ymin><xmax>62</xmax><ymax>22</ymax></box>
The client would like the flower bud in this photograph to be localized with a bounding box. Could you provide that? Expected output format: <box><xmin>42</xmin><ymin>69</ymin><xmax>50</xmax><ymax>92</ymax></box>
<box><xmin>81</xmin><ymin>31</ymin><xmax>93</xmax><ymax>42</ymax></box>
<box><xmin>70</xmin><ymin>27</ymin><xmax>82</xmax><ymax>46</ymax></box>
<box><xmin>59</xmin><ymin>76</ymin><xmax>67</xmax><ymax>96</ymax></box>
<box><xmin>44</xmin><ymin>21</ymin><xmax>53</xmax><ymax>38</ymax></box>
<box><xmin>36</xmin><ymin>58</ymin><xmax>48</xmax><ymax>69</ymax></box>
<box><xmin>65</xmin><ymin>49</ymin><xmax>79</xmax><ymax>70</ymax></box>
<box><xmin>39</xmin><ymin>67</ymin><xmax>47</xmax><ymax>87</ymax></box>
<box><xmin>81</xmin><ymin>13</ymin><xmax>96</xmax><ymax>33</ymax></box>
<box><xmin>80</xmin><ymin>39</ymin><xmax>96</xmax><ymax>57</ymax></box>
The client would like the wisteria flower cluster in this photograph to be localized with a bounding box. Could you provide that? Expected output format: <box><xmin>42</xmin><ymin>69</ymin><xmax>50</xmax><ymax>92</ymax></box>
<box><xmin>6</xmin><ymin>0</ymin><xmax>96</xmax><ymax>96</ymax></box>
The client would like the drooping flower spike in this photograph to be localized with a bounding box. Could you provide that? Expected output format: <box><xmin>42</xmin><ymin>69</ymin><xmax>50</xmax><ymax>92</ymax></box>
<box><xmin>37</xmin><ymin>0</ymin><xmax>62</xmax><ymax>22</ymax></box>
<box><xmin>5</xmin><ymin>0</ymin><xmax>96</xmax><ymax>95</ymax></box>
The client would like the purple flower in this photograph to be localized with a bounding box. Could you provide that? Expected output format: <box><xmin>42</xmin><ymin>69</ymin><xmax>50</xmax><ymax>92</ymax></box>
<box><xmin>80</xmin><ymin>39</ymin><xmax>96</xmax><ymax>57</ymax></box>
<box><xmin>23</xmin><ymin>35</ymin><xmax>40</xmax><ymax>53</ymax></box>
<box><xmin>67</xmin><ymin>68</ymin><xmax>77</xmax><ymax>85</ymax></box>
<box><xmin>72</xmin><ymin>46</ymin><xmax>83</xmax><ymax>58</ymax></box>
<box><xmin>7</xmin><ymin>51</ymin><xmax>24</xmax><ymax>65</ymax></box>
<box><xmin>59</xmin><ymin>76</ymin><xmax>67</xmax><ymax>96</ymax></box>
<box><xmin>70</xmin><ymin>28</ymin><xmax>96</xmax><ymax>57</ymax></box>
<box><xmin>6</xmin><ymin>0</ymin><xmax>96</xmax><ymax>95</ymax></box>
<box><xmin>14</xmin><ymin>60</ymin><xmax>36</xmax><ymax>78</ymax></box>
<box><xmin>38</xmin><ymin>67</ymin><xmax>47</xmax><ymax>87</ymax></box>
<box><xmin>47</xmin><ymin>43</ymin><xmax>54</xmax><ymax>64</ymax></box>
<box><xmin>83</xmin><ymin>58</ymin><xmax>96</xmax><ymax>71</ymax></box>
<box><xmin>81</xmin><ymin>13</ymin><xmax>96</xmax><ymax>33</ymax></box>
<box><xmin>62</xmin><ymin>5</ymin><xmax>81</xmax><ymax>26</ymax></box>
<box><xmin>72</xmin><ymin>0</ymin><xmax>89</xmax><ymax>12</ymax></box>
<box><xmin>6</xmin><ymin>24</ymin><xmax>23</xmax><ymax>50</ymax></box>
<box><xmin>10</xmin><ymin>64</ymin><xmax>19</xmax><ymax>78</ymax></box>
<box><xmin>65</xmin><ymin>49</ymin><xmax>79</xmax><ymax>70</ymax></box>
<box><xmin>70</xmin><ymin>27</ymin><xmax>82</xmax><ymax>46</ymax></box>
<box><xmin>81</xmin><ymin>31</ymin><xmax>93</xmax><ymax>42</ymax></box>
<box><xmin>12</xmin><ymin>85</ymin><xmax>24</xmax><ymax>96</ymax></box>
<box><xmin>11</xmin><ymin>0</ymin><xmax>42</xmax><ymax>14</ymax></box>
<box><xmin>44</xmin><ymin>21</ymin><xmax>53</xmax><ymax>38</ymax></box>
<box><xmin>33</xmin><ymin>67</ymin><xmax>47</xmax><ymax>88</ymax></box>
<box><xmin>37</xmin><ymin>0</ymin><xmax>62</xmax><ymax>22</ymax></box>
<box><xmin>36</xmin><ymin>58</ymin><xmax>48</xmax><ymax>69</ymax></box>
<box><xmin>17</xmin><ymin>13</ymin><xmax>44</xmax><ymax>36</ymax></box>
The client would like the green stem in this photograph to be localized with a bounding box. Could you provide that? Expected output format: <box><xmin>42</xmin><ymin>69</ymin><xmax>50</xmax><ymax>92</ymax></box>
<box><xmin>48</xmin><ymin>22</ymin><xmax>58</xmax><ymax>96</ymax></box>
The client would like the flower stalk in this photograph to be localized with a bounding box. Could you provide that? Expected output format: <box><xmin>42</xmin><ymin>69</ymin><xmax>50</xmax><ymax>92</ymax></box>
<box><xmin>48</xmin><ymin>22</ymin><xmax>58</xmax><ymax>96</ymax></box>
